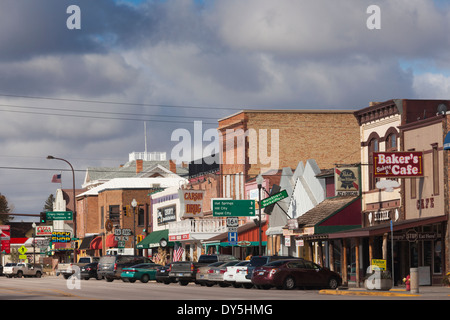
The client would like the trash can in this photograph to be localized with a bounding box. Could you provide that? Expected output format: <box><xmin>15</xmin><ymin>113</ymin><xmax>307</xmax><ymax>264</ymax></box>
<box><xmin>410</xmin><ymin>268</ymin><xmax>419</xmax><ymax>294</ymax></box>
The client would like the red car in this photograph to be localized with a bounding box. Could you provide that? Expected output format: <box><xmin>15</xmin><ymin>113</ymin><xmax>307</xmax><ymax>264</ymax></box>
<box><xmin>251</xmin><ymin>259</ymin><xmax>341</xmax><ymax>290</ymax></box>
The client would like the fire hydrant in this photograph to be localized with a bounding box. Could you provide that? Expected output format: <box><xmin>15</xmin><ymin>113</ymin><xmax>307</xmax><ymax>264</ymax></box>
<box><xmin>403</xmin><ymin>275</ymin><xmax>411</xmax><ymax>291</ymax></box>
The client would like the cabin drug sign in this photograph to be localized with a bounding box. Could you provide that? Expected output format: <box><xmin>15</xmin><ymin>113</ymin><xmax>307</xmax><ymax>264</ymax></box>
<box><xmin>373</xmin><ymin>152</ymin><xmax>423</xmax><ymax>178</ymax></box>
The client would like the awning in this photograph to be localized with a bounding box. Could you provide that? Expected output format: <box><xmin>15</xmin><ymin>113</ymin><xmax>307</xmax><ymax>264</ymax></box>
<box><xmin>105</xmin><ymin>234</ymin><xmax>118</xmax><ymax>248</ymax></box>
<box><xmin>444</xmin><ymin>131</ymin><xmax>450</xmax><ymax>150</ymax></box>
<box><xmin>136</xmin><ymin>229</ymin><xmax>173</xmax><ymax>249</ymax></box>
<box><xmin>90</xmin><ymin>236</ymin><xmax>102</xmax><ymax>250</ymax></box>
<box><xmin>327</xmin><ymin>215</ymin><xmax>448</xmax><ymax>239</ymax></box>
<box><xmin>79</xmin><ymin>235</ymin><xmax>96</xmax><ymax>250</ymax></box>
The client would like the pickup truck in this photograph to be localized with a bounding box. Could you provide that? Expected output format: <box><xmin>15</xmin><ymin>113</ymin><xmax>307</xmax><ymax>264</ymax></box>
<box><xmin>169</xmin><ymin>254</ymin><xmax>237</xmax><ymax>286</ymax></box>
<box><xmin>56</xmin><ymin>256</ymin><xmax>100</xmax><ymax>279</ymax></box>
<box><xmin>4</xmin><ymin>263</ymin><xmax>43</xmax><ymax>278</ymax></box>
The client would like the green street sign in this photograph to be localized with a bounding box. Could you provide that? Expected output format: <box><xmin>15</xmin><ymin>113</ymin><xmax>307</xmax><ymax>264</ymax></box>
<box><xmin>46</xmin><ymin>211</ymin><xmax>73</xmax><ymax>221</ymax></box>
<box><xmin>212</xmin><ymin>200</ymin><xmax>255</xmax><ymax>217</ymax></box>
<box><xmin>260</xmin><ymin>190</ymin><xmax>289</xmax><ymax>208</ymax></box>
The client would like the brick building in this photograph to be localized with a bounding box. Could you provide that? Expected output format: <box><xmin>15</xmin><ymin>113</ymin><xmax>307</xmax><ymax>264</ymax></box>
<box><xmin>218</xmin><ymin>109</ymin><xmax>361</xmax><ymax>199</ymax></box>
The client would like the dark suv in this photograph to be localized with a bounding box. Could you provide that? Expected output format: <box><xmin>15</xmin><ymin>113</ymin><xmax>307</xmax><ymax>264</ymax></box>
<box><xmin>98</xmin><ymin>255</ymin><xmax>152</xmax><ymax>282</ymax></box>
<box><xmin>245</xmin><ymin>256</ymin><xmax>300</xmax><ymax>280</ymax></box>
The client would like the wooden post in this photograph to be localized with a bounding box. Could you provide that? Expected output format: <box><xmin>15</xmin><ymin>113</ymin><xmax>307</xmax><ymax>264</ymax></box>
<box><xmin>355</xmin><ymin>237</ymin><xmax>360</xmax><ymax>287</ymax></box>
<box><xmin>382</xmin><ymin>233</ymin><xmax>388</xmax><ymax>260</ymax></box>
<box><xmin>342</xmin><ymin>238</ymin><xmax>348</xmax><ymax>285</ymax></box>
<box><xmin>318</xmin><ymin>240</ymin><xmax>324</xmax><ymax>266</ymax></box>
<box><xmin>329</xmin><ymin>241</ymin><xmax>334</xmax><ymax>271</ymax></box>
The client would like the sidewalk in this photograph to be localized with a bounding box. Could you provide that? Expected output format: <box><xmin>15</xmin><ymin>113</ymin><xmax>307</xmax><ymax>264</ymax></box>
<box><xmin>319</xmin><ymin>285</ymin><xmax>450</xmax><ymax>298</ymax></box>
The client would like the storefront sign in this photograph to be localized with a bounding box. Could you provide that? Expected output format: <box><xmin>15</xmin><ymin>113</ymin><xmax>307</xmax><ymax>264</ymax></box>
<box><xmin>390</xmin><ymin>230</ymin><xmax>437</xmax><ymax>242</ymax></box>
<box><xmin>373</xmin><ymin>152</ymin><xmax>423</xmax><ymax>178</ymax></box>
<box><xmin>51</xmin><ymin>232</ymin><xmax>72</xmax><ymax>243</ymax></box>
<box><xmin>417</xmin><ymin>197</ymin><xmax>434</xmax><ymax>210</ymax></box>
<box><xmin>335</xmin><ymin>166</ymin><xmax>360</xmax><ymax>196</ymax></box>
<box><xmin>179</xmin><ymin>190</ymin><xmax>204</xmax><ymax>218</ymax></box>
<box><xmin>36</xmin><ymin>225</ymin><xmax>53</xmax><ymax>236</ymax></box>
<box><xmin>157</xmin><ymin>205</ymin><xmax>177</xmax><ymax>225</ymax></box>
<box><xmin>169</xmin><ymin>234</ymin><xmax>190</xmax><ymax>241</ymax></box>
<box><xmin>366</xmin><ymin>208</ymin><xmax>399</xmax><ymax>226</ymax></box>
<box><xmin>371</xmin><ymin>259</ymin><xmax>387</xmax><ymax>271</ymax></box>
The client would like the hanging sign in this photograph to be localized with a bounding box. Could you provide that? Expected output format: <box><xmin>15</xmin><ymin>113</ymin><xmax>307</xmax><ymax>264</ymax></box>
<box><xmin>373</xmin><ymin>152</ymin><xmax>423</xmax><ymax>178</ymax></box>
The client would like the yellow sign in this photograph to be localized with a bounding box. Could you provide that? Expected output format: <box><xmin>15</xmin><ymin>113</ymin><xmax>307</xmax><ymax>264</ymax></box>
<box><xmin>371</xmin><ymin>259</ymin><xmax>386</xmax><ymax>270</ymax></box>
<box><xmin>18</xmin><ymin>245</ymin><xmax>28</xmax><ymax>255</ymax></box>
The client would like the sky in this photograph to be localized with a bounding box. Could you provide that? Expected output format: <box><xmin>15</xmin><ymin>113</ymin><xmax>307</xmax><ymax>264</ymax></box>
<box><xmin>0</xmin><ymin>0</ymin><xmax>450</xmax><ymax>221</ymax></box>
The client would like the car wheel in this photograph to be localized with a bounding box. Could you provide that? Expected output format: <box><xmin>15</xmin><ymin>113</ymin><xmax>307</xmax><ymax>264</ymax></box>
<box><xmin>35</xmin><ymin>271</ymin><xmax>42</xmax><ymax>278</ymax></box>
<box><xmin>17</xmin><ymin>271</ymin><xmax>23</xmax><ymax>278</ymax></box>
<box><xmin>283</xmin><ymin>276</ymin><xmax>295</xmax><ymax>290</ymax></box>
<box><xmin>179</xmin><ymin>280</ymin><xmax>189</xmax><ymax>286</ymax></box>
<box><xmin>242</xmin><ymin>283</ymin><xmax>253</xmax><ymax>289</ymax></box>
<box><xmin>328</xmin><ymin>277</ymin><xmax>339</xmax><ymax>289</ymax></box>
<box><xmin>141</xmin><ymin>274</ymin><xmax>150</xmax><ymax>283</ymax></box>
<box><xmin>106</xmin><ymin>277</ymin><xmax>114</xmax><ymax>282</ymax></box>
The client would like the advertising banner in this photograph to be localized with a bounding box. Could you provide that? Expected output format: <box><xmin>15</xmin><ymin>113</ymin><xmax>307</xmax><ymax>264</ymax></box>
<box><xmin>179</xmin><ymin>190</ymin><xmax>204</xmax><ymax>218</ymax></box>
<box><xmin>373</xmin><ymin>152</ymin><xmax>423</xmax><ymax>178</ymax></box>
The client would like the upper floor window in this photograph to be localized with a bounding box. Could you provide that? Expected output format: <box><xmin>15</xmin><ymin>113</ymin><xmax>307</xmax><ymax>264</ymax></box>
<box><xmin>386</xmin><ymin>133</ymin><xmax>397</xmax><ymax>151</ymax></box>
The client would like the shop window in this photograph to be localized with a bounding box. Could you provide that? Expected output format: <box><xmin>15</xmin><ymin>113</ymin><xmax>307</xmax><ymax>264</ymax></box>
<box><xmin>432</xmin><ymin>144</ymin><xmax>439</xmax><ymax>195</ymax></box>
<box><xmin>408</xmin><ymin>149</ymin><xmax>417</xmax><ymax>199</ymax></box>
<box><xmin>368</xmin><ymin>137</ymin><xmax>379</xmax><ymax>190</ymax></box>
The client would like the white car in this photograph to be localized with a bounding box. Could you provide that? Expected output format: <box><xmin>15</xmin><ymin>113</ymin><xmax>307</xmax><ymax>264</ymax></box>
<box><xmin>229</xmin><ymin>261</ymin><xmax>253</xmax><ymax>288</ymax></box>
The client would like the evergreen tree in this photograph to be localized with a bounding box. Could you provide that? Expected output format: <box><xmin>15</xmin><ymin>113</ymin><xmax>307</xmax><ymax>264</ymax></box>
<box><xmin>43</xmin><ymin>194</ymin><xmax>55</xmax><ymax>212</ymax></box>
<box><xmin>0</xmin><ymin>193</ymin><xmax>13</xmax><ymax>224</ymax></box>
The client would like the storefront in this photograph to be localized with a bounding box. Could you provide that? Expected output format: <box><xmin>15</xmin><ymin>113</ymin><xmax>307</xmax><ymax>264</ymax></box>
<box><xmin>204</xmin><ymin>222</ymin><xmax>268</xmax><ymax>259</ymax></box>
<box><xmin>137</xmin><ymin>229</ymin><xmax>174</xmax><ymax>264</ymax></box>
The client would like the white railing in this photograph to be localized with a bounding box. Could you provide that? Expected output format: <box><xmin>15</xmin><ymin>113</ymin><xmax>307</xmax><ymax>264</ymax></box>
<box><xmin>168</xmin><ymin>218</ymin><xmax>246</xmax><ymax>235</ymax></box>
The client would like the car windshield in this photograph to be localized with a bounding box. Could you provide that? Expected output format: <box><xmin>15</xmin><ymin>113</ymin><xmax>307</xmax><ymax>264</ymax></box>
<box><xmin>265</xmin><ymin>260</ymin><xmax>288</xmax><ymax>267</ymax></box>
<box><xmin>5</xmin><ymin>263</ymin><xmax>17</xmax><ymax>266</ymax></box>
<box><xmin>208</xmin><ymin>261</ymin><xmax>225</xmax><ymax>267</ymax></box>
<box><xmin>249</xmin><ymin>257</ymin><xmax>269</xmax><ymax>266</ymax></box>
<box><xmin>198</xmin><ymin>255</ymin><xmax>218</xmax><ymax>263</ymax></box>
<box><xmin>131</xmin><ymin>263</ymin><xmax>153</xmax><ymax>269</ymax></box>
<box><xmin>235</xmin><ymin>260</ymin><xmax>250</xmax><ymax>266</ymax></box>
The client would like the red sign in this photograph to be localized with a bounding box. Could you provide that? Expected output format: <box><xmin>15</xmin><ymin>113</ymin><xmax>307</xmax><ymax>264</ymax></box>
<box><xmin>0</xmin><ymin>225</ymin><xmax>11</xmax><ymax>254</ymax></box>
<box><xmin>373</xmin><ymin>152</ymin><xmax>423</xmax><ymax>178</ymax></box>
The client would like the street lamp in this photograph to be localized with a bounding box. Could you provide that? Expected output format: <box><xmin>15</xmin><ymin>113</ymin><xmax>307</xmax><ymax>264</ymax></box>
<box><xmin>131</xmin><ymin>199</ymin><xmax>137</xmax><ymax>255</ymax></box>
<box><xmin>256</xmin><ymin>174</ymin><xmax>264</xmax><ymax>256</ymax></box>
<box><xmin>47</xmin><ymin>155</ymin><xmax>77</xmax><ymax>263</ymax></box>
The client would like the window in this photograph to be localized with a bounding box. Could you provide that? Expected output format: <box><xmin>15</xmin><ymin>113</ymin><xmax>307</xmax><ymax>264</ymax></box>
<box><xmin>408</xmin><ymin>149</ymin><xmax>417</xmax><ymax>199</ymax></box>
<box><xmin>432</xmin><ymin>144</ymin><xmax>439</xmax><ymax>195</ymax></box>
<box><xmin>109</xmin><ymin>205</ymin><xmax>120</xmax><ymax>222</ymax></box>
<box><xmin>386</xmin><ymin>133</ymin><xmax>397</xmax><ymax>151</ymax></box>
<box><xmin>368</xmin><ymin>137</ymin><xmax>379</xmax><ymax>190</ymax></box>
<box><xmin>101</xmin><ymin>206</ymin><xmax>104</xmax><ymax>229</ymax></box>
<box><xmin>137</xmin><ymin>207</ymin><xmax>145</xmax><ymax>226</ymax></box>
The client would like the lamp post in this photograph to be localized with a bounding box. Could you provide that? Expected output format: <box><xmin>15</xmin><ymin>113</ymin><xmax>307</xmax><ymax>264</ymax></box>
<box><xmin>32</xmin><ymin>222</ymin><xmax>36</xmax><ymax>265</ymax></box>
<box><xmin>47</xmin><ymin>155</ymin><xmax>77</xmax><ymax>263</ymax></box>
<box><xmin>131</xmin><ymin>199</ymin><xmax>137</xmax><ymax>255</ymax></box>
<box><xmin>256</xmin><ymin>174</ymin><xmax>264</xmax><ymax>256</ymax></box>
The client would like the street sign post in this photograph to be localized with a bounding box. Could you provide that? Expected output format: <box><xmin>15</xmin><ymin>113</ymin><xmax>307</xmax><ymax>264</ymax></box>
<box><xmin>212</xmin><ymin>200</ymin><xmax>255</xmax><ymax>217</ymax></box>
<box><xmin>46</xmin><ymin>211</ymin><xmax>73</xmax><ymax>221</ymax></box>
<box><xmin>260</xmin><ymin>190</ymin><xmax>288</xmax><ymax>208</ymax></box>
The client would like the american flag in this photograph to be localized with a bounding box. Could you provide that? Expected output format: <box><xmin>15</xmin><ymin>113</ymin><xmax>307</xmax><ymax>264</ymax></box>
<box><xmin>51</xmin><ymin>173</ymin><xmax>62</xmax><ymax>183</ymax></box>
<box><xmin>173</xmin><ymin>242</ymin><xmax>184</xmax><ymax>262</ymax></box>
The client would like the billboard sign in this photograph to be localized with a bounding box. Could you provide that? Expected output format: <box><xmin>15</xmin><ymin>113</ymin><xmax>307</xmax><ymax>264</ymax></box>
<box><xmin>373</xmin><ymin>152</ymin><xmax>423</xmax><ymax>178</ymax></box>
<box><xmin>335</xmin><ymin>166</ymin><xmax>360</xmax><ymax>196</ymax></box>
<box><xmin>179</xmin><ymin>190</ymin><xmax>204</xmax><ymax>218</ymax></box>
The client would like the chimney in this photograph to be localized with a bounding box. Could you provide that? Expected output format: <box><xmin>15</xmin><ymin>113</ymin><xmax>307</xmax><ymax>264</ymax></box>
<box><xmin>169</xmin><ymin>160</ymin><xmax>177</xmax><ymax>173</ymax></box>
<box><xmin>136</xmin><ymin>159</ymin><xmax>143</xmax><ymax>174</ymax></box>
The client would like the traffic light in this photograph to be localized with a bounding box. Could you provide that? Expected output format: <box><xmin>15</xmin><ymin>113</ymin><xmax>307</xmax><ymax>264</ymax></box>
<box><xmin>123</xmin><ymin>206</ymin><xmax>128</xmax><ymax>217</ymax></box>
<box><xmin>39</xmin><ymin>212</ymin><xmax>47</xmax><ymax>223</ymax></box>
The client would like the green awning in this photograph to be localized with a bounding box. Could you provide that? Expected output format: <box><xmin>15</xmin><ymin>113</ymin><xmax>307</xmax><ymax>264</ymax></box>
<box><xmin>136</xmin><ymin>229</ymin><xmax>174</xmax><ymax>249</ymax></box>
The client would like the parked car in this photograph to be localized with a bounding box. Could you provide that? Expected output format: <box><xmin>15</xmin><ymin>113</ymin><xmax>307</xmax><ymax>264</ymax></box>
<box><xmin>245</xmin><ymin>255</ymin><xmax>300</xmax><ymax>282</ymax></box>
<box><xmin>80</xmin><ymin>262</ymin><xmax>102</xmax><ymax>280</ymax></box>
<box><xmin>169</xmin><ymin>254</ymin><xmax>237</xmax><ymax>286</ymax></box>
<box><xmin>195</xmin><ymin>261</ymin><xmax>226</xmax><ymax>287</ymax></box>
<box><xmin>251</xmin><ymin>259</ymin><xmax>342</xmax><ymax>290</ymax></box>
<box><xmin>4</xmin><ymin>263</ymin><xmax>43</xmax><ymax>278</ymax></box>
<box><xmin>223</xmin><ymin>260</ymin><xmax>250</xmax><ymax>288</ymax></box>
<box><xmin>97</xmin><ymin>255</ymin><xmax>152</xmax><ymax>282</ymax></box>
<box><xmin>207</xmin><ymin>260</ymin><xmax>241</xmax><ymax>287</ymax></box>
<box><xmin>156</xmin><ymin>264</ymin><xmax>176</xmax><ymax>285</ymax></box>
<box><xmin>120</xmin><ymin>263</ymin><xmax>162</xmax><ymax>283</ymax></box>
<box><xmin>234</xmin><ymin>262</ymin><xmax>254</xmax><ymax>289</ymax></box>
<box><xmin>56</xmin><ymin>256</ymin><xmax>100</xmax><ymax>279</ymax></box>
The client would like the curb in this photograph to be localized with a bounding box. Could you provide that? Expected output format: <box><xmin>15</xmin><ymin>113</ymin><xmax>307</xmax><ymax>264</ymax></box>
<box><xmin>319</xmin><ymin>289</ymin><xmax>420</xmax><ymax>297</ymax></box>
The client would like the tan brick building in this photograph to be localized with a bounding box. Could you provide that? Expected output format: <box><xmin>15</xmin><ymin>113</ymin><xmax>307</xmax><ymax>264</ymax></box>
<box><xmin>217</xmin><ymin>109</ymin><xmax>361</xmax><ymax>199</ymax></box>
